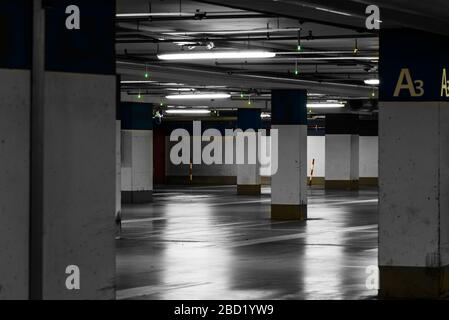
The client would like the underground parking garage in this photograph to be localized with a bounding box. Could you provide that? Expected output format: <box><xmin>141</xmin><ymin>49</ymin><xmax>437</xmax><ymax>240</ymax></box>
<box><xmin>1</xmin><ymin>0</ymin><xmax>449</xmax><ymax>306</ymax></box>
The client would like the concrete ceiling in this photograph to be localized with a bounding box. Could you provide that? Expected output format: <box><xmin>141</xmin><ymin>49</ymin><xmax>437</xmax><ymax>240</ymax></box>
<box><xmin>197</xmin><ymin>0</ymin><xmax>449</xmax><ymax>34</ymax></box>
<box><xmin>115</xmin><ymin>0</ymin><xmax>445</xmax><ymax>117</ymax></box>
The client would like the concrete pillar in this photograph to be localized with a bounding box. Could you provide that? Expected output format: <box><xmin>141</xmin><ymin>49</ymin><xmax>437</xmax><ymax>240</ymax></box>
<box><xmin>237</xmin><ymin>109</ymin><xmax>261</xmax><ymax>195</ymax></box>
<box><xmin>379</xmin><ymin>29</ymin><xmax>449</xmax><ymax>298</ymax></box>
<box><xmin>325</xmin><ymin>114</ymin><xmax>359</xmax><ymax>190</ymax></box>
<box><xmin>120</xmin><ymin>102</ymin><xmax>154</xmax><ymax>204</ymax></box>
<box><xmin>359</xmin><ymin>120</ymin><xmax>379</xmax><ymax>187</ymax></box>
<box><xmin>116</xmin><ymin>118</ymin><xmax>122</xmax><ymax>235</ymax></box>
<box><xmin>0</xmin><ymin>0</ymin><xmax>32</xmax><ymax>300</ymax></box>
<box><xmin>30</xmin><ymin>0</ymin><xmax>117</xmax><ymax>300</ymax></box>
<box><xmin>271</xmin><ymin>90</ymin><xmax>308</xmax><ymax>220</ymax></box>
<box><xmin>116</xmin><ymin>79</ymin><xmax>122</xmax><ymax>231</ymax></box>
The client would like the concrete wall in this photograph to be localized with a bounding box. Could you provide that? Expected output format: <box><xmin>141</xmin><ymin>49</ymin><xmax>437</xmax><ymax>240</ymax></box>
<box><xmin>121</xmin><ymin>130</ymin><xmax>153</xmax><ymax>192</ymax></box>
<box><xmin>0</xmin><ymin>69</ymin><xmax>30</xmax><ymax>300</ymax></box>
<box><xmin>166</xmin><ymin>135</ymin><xmax>237</xmax><ymax>184</ymax></box>
<box><xmin>41</xmin><ymin>73</ymin><xmax>116</xmax><ymax>299</ymax></box>
<box><xmin>359</xmin><ymin>136</ymin><xmax>379</xmax><ymax>178</ymax></box>
<box><xmin>309</xmin><ymin>136</ymin><xmax>377</xmax><ymax>181</ymax></box>
<box><xmin>307</xmin><ymin>136</ymin><xmax>325</xmax><ymax>179</ymax></box>
<box><xmin>116</xmin><ymin>121</ymin><xmax>121</xmax><ymax>218</ymax></box>
<box><xmin>166</xmin><ymin>136</ymin><xmax>323</xmax><ymax>178</ymax></box>
<box><xmin>164</xmin><ymin>133</ymin><xmax>378</xmax><ymax>184</ymax></box>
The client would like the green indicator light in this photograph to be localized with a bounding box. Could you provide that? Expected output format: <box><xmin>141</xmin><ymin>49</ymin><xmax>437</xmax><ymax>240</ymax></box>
<box><xmin>294</xmin><ymin>60</ymin><xmax>299</xmax><ymax>75</ymax></box>
<box><xmin>297</xmin><ymin>45</ymin><xmax>302</xmax><ymax>52</ymax></box>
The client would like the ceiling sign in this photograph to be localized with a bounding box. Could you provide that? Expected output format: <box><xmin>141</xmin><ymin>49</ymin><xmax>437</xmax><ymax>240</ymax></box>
<box><xmin>379</xmin><ymin>29</ymin><xmax>449</xmax><ymax>102</ymax></box>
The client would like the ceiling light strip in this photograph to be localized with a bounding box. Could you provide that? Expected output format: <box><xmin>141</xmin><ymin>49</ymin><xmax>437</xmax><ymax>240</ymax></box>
<box><xmin>158</xmin><ymin>51</ymin><xmax>276</xmax><ymax>60</ymax></box>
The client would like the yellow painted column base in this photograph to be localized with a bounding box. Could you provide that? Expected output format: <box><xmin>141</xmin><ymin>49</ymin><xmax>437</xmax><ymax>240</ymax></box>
<box><xmin>308</xmin><ymin>177</ymin><xmax>325</xmax><ymax>186</ymax></box>
<box><xmin>237</xmin><ymin>184</ymin><xmax>261</xmax><ymax>195</ymax></box>
<box><xmin>379</xmin><ymin>266</ymin><xmax>449</xmax><ymax>299</ymax></box>
<box><xmin>359</xmin><ymin>177</ymin><xmax>379</xmax><ymax>187</ymax></box>
<box><xmin>271</xmin><ymin>204</ymin><xmax>307</xmax><ymax>221</ymax></box>
<box><xmin>325</xmin><ymin>180</ymin><xmax>359</xmax><ymax>190</ymax></box>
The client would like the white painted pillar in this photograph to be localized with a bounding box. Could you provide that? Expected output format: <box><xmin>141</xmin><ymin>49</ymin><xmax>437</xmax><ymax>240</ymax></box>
<box><xmin>379</xmin><ymin>28</ymin><xmax>449</xmax><ymax>298</ymax></box>
<box><xmin>325</xmin><ymin>114</ymin><xmax>359</xmax><ymax>190</ymax></box>
<box><xmin>359</xmin><ymin>122</ymin><xmax>379</xmax><ymax>187</ymax></box>
<box><xmin>120</xmin><ymin>102</ymin><xmax>154</xmax><ymax>203</ymax></box>
<box><xmin>237</xmin><ymin>109</ymin><xmax>262</xmax><ymax>195</ymax></box>
<box><xmin>30</xmin><ymin>1</ymin><xmax>116</xmax><ymax>300</ymax></box>
<box><xmin>271</xmin><ymin>90</ymin><xmax>308</xmax><ymax>220</ymax></box>
<box><xmin>116</xmin><ymin>119</ymin><xmax>122</xmax><ymax>231</ymax></box>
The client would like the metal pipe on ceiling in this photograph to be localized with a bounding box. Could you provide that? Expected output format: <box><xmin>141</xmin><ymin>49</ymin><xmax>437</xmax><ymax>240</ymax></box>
<box><xmin>116</xmin><ymin>59</ymin><xmax>375</xmax><ymax>96</ymax></box>
<box><xmin>163</xmin><ymin>28</ymin><xmax>303</xmax><ymax>36</ymax></box>
<box><xmin>194</xmin><ymin>0</ymin><xmax>368</xmax><ymax>32</ymax></box>
<box><xmin>115</xmin><ymin>12</ymin><xmax>277</xmax><ymax>22</ymax></box>
<box><xmin>116</xmin><ymin>33</ymin><xmax>377</xmax><ymax>44</ymax></box>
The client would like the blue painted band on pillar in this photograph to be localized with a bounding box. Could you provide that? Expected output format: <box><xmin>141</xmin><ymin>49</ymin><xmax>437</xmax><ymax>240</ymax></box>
<box><xmin>237</xmin><ymin>109</ymin><xmax>262</xmax><ymax>131</ymax></box>
<box><xmin>121</xmin><ymin>102</ymin><xmax>153</xmax><ymax>130</ymax></box>
<box><xmin>380</xmin><ymin>28</ymin><xmax>449</xmax><ymax>102</ymax></box>
<box><xmin>0</xmin><ymin>0</ymin><xmax>32</xmax><ymax>69</ymax></box>
<box><xmin>45</xmin><ymin>0</ymin><xmax>115</xmax><ymax>75</ymax></box>
<box><xmin>271</xmin><ymin>89</ymin><xmax>308</xmax><ymax>125</ymax></box>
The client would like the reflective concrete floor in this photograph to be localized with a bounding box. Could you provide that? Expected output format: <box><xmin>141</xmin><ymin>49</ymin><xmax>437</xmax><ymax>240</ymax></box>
<box><xmin>116</xmin><ymin>186</ymin><xmax>378</xmax><ymax>300</ymax></box>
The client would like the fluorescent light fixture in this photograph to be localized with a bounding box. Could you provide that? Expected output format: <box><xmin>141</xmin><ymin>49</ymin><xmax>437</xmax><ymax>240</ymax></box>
<box><xmin>166</xmin><ymin>93</ymin><xmax>231</xmax><ymax>100</ymax></box>
<box><xmin>121</xmin><ymin>81</ymin><xmax>186</xmax><ymax>86</ymax></box>
<box><xmin>166</xmin><ymin>88</ymin><xmax>196</xmax><ymax>91</ymax></box>
<box><xmin>315</xmin><ymin>7</ymin><xmax>352</xmax><ymax>16</ymax></box>
<box><xmin>121</xmin><ymin>80</ymin><xmax>156</xmax><ymax>84</ymax></box>
<box><xmin>308</xmin><ymin>93</ymin><xmax>325</xmax><ymax>97</ymax></box>
<box><xmin>117</xmin><ymin>12</ymin><xmax>195</xmax><ymax>18</ymax></box>
<box><xmin>165</xmin><ymin>28</ymin><xmax>301</xmax><ymax>36</ymax></box>
<box><xmin>364</xmin><ymin>79</ymin><xmax>380</xmax><ymax>85</ymax></box>
<box><xmin>165</xmin><ymin>109</ymin><xmax>211</xmax><ymax>114</ymax></box>
<box><xmin>174</xmin><ymin>41</ymin><xmax>198</xmax><ymax>46</ymax></box>
<box><xmin>159</xmin><ymin>83</ymin><xmax>185</xmax><ymax>86</ymax></box>
<box><xmin>307</xmin><ymin>103</ymin><xmax>345</xmax><ymax>109</ymax></box>
<box><xmin>158</xmin><ymin>51</ymin><xmax>276</xmax><ymax>60</ymax></box>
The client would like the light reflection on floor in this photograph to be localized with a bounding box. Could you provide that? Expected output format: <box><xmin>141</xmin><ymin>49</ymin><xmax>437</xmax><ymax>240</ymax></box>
<box><xmin>116</xmin><ymin>186</ymin><xmax>378</xmax><ymax>300</ymax></box>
